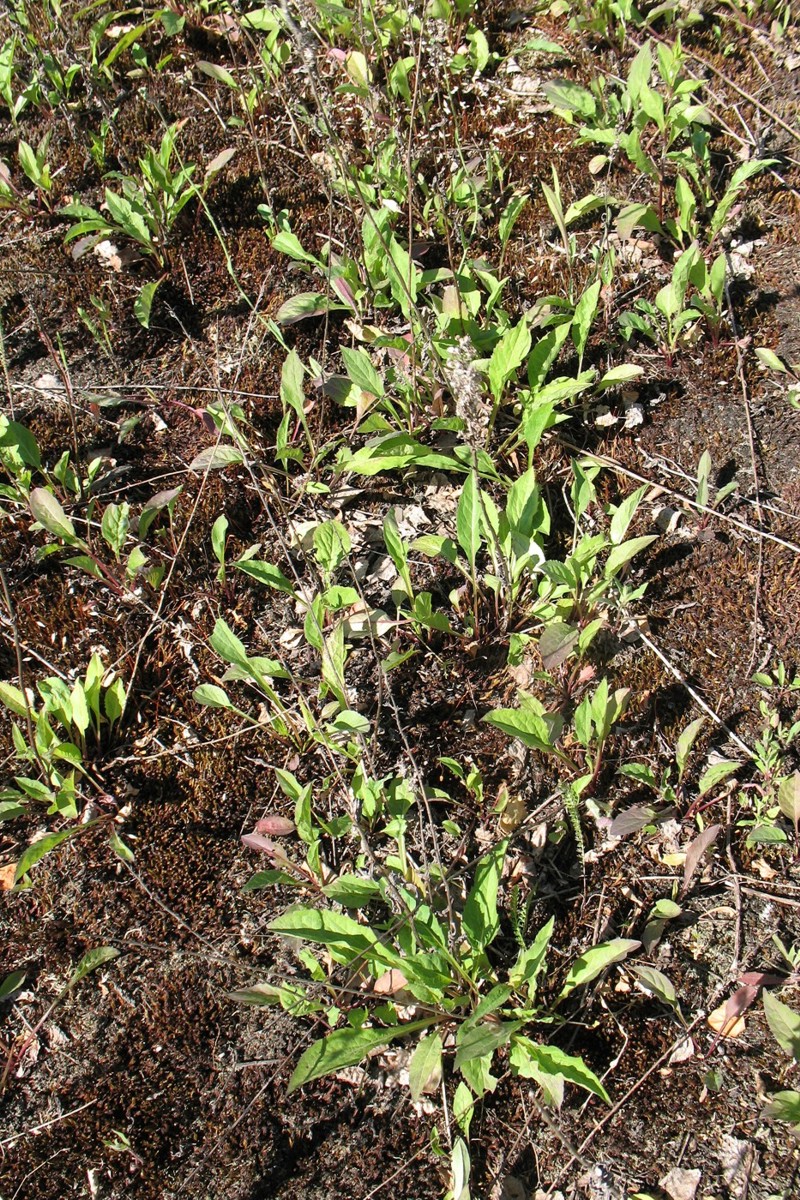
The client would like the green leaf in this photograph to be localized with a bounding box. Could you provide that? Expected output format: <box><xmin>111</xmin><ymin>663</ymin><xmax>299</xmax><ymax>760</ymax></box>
<box><xmin>193</xmin><ymin>683</ymin><xmax>234</xmax><ymax>710</ymax></box>
<box><xmin>197</xmin><ymin>59</ymin><xmax>238</xmax><ymax>88</ymax></box>
<box><xmin>454</xmin><ymin>1020</ymin><xmax>521</xmax><ymax>1069</ymax></box>
<box><xmin>511</xmin><ymin>1036</ymin><xmax>610</xmax><ymax>1103</ymax></box>
<box><xmin>763</xmin><ymin>990</ymin><xmax>800</xmax><ymax>1061</ymax></box>
<box><xmin>764</xmin><ymin>1090</ymin><xmax>800</xmax><ymax>1128</ymax></box>
<box><xmin>209</xmin><ymin>618</ymin><xmax>249</xmax><ymax>669</ymax></box>
<box><xmin>488</xmin><ymin>318</ymin><xmax>532</xmax><ymax>401</ymax></box>
<box><xmin>456</xmin><ymin>471</ymin><xmax>481</xmax><ymax>571</ymax></box>
<box><xmin>133</xmin><ymin>279</ymin><xmax>162</xmax><ymax>329</ymax></box>
<box><xmin>462</xmin><ymin>840</ymin><xmax>507</xmax><ymax>953</ymax></box>
<box><xmin>509</xmin><ymin>916</ymin><xmax>554</xmax><ymax>998</ymax></box>
<box><xmin>0</xmin><ymin>681</ymin><xmax>31</xmax><ymax>719</ymax></box>
<box><xmin>288</xmin><ymin>1024</ymin><xmax>397</xmax><ymax>1093</ymax></box>
<box><xmin>341</xmin><ymin>346</ymin><xmax>384</xmax><ymax>398</ymax></box>
<box><xmin>408</xmin><ymin>1032</ymin><xmax>442</xmax><ymax>1102</ymax></box>
<box><xmin>449</xmin><ymin>1137</ymin><xmax>471</xmax><ymax>1200</ymax></box>
<box><xmin>609</xmin><ymin>485</ymin><xmax>648</xmax><ymax>546</ymax></box>
<box><xmin>631</xmin><ymin>965</ymin><xmax>677</xmax><ymax>1008</ymax></box>
<box><xmin>452</xmin><ymin>1081</ymin><xmax>474</xmax><ymax>1138</ymax></box>
<box><xmin>14</xmin><ymin>828</ymin><xmax>78</xmax><ymax>882</ymax></box>
<box><xmin>596</xmin><ymin>364</ymin><xmax>644</xmax><ymax>390</ymax></box>
<box><xmin>29</xmin><ymin>488</ymin><xmax>76</xmax><ymax>541</ymax></box>
<box><xmin>313</xmin><ymin>520</ymin><xmax>351</xmax><ymax>575</ymax></box>
<box><xmin>189</xmin><ymin>445</ymin><xmax>244</xmax><ymax>472</ymax></box>
<box><xmin>697</xmin><ymin>759</ymin><xmax>740</xmax><ymax>796</ymax></box>
<box><xmin>0</xmin><ymin>420</ymin><xmax>41</xmax><ymax>467</ymax></box>
<box><xmin>236</xmin><ymin>559</ymin><xmax>295</xmax><ymax>594</ymax></box>
<box><xmin>101</xmin><ymin>502</ymin><xmax>129</xmax><ymax>558</ymax></box>
<box><xmin>269</xmin><ymin>907</ymin><xmax>379</xmax><ymax>963</ymax></box>
<box><xmin>559</xmin><ymin>938</ymin><xmax>640</xmax><ymax>1000</ymax></box>
<box><xmin>68</xmin><ymin>946</ymin><xmax>119</xmax><ymax>988</ymax></box>
<box><xmin>482</xmin><ymin>706</ymin><xmax>558</xmax><ymax>755</ymax></box>
<box><xmin>0</xmin><ymin>970</ymin><xmax>26</xmax><ymax>1001</ymax></box>
<box><xmin>777</xmin><ymin>772</ymin><xmax>800</xmax><ymax>825</ymax></box>
<box><xmin>604</xmin><ymin>535</ymin><xmax>656</xmax><ymax>577</ymax></box>
<box><xmin>275</xmin><ymin>292</ymin><xmax>340</xmax><ymax>325</ymax></box>
<box><xmin>272</xmin><ymin>231</ymin><xmax>319</xmax><ymax>265</ymax></box>
<box><xmin>321</xmin><ymin>875</ymin><xmax>381</xmax><ymax>908</ymax></box>
<box><xmin>676</xmin><ymin>717</ymin><xmax>705</xmax><ymax>778</ymax></box>
<box><xmin>499</xmin><ymin>193</ymin><xmax>528</xmax><ymax>251</ymax></box>
<box><xmin>754</xmin><ymin>347</ymin><xmax>787</xmax><ymax>374</ymax></box>
<box><xmin>571</xmin><ymin>279</ymin><xmax>601</xmax><ymax>365</ymax></box>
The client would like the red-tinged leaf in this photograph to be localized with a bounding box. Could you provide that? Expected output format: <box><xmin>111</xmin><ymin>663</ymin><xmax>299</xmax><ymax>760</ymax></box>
<box><xmin>241</xmin><ymin>831</ymin><xmax>278</xmax><ymax>854</ymax></box>
<box><xmin>681</xmin><ymin>824</ymin><xmax>721</xmax><ymax>894</ymax></box>
<box><xmin>609</xmin><ymin>804</ymin><xmax>659</xmax><ymax>838</ymax></box>
<box><xmin>739</xmin><ymin>972</ymin><xmax>786</xmax><ymax>989</ymax></box>
<box><xmin>331</xmin><ymin>275</ymin><xmax>357</xmax><ymax>309</ymax></box>
<box><xmin>725</xmin><ymin>983</ymin><xmax>760</xmax><ymax>1022</ymax></box>
<box><xmin>256</xmin><ymin>815</ymin><xmax>296</xmax><ymax>837</ymax></box>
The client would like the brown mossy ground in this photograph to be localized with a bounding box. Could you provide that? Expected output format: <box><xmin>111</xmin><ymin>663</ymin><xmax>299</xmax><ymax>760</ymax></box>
<box><xmin>2</xmin><ymin>3</ymin><xmax>800</xmax><ymax>1199</ymax></box>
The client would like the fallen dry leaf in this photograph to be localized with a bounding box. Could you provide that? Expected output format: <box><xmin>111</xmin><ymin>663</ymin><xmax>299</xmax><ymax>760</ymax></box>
<box><xmin>0</xmin><ymin>862</ymin><xmax>17</xmax><ymax>890</ymax></box>
<box><xmin>659</xmin><ymin>1166</ymin><xmax>701</xmax><ymax>1200</ymax></box>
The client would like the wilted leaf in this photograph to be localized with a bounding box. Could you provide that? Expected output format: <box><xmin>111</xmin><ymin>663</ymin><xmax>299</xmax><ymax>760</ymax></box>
<box><xmin>681</xmin><ymin>824</ymin><xmax>721</xmax><ymax>893</ymax></box>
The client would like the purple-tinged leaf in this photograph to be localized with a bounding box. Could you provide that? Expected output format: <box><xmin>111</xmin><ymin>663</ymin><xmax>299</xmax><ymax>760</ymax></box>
<box><xmin>681</xmin><ymin>824</ymin><xmax>721</xmax><ymax>894</ymax></box>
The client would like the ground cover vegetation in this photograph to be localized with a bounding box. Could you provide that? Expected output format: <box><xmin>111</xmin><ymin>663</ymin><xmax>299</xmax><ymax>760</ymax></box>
<box><xmin>0</xmin><ymin>0</ymin><xmax>799</xmax><ymax>1196</ymax></box>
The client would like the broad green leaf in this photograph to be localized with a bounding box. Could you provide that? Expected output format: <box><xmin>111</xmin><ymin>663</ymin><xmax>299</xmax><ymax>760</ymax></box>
<box><xmin>133</xmin><ymin>279</ymin><xmax>162</xmax><ymax>329</ymax></box>
<box><xmin>452</xmin><ymin>1080</ymin><xmax>474</xmax><ymax>1137</ymax></box>
<box><xmin>193</xmin><ymin>683</ymin><xmax>234</xmax><ymax>709</ymax></box>
<box><xmin>288</xmin><ymin>1024</ymin><xmax>400</xmax><ymax>1093</ymax></box>
<box><xmin>0</xmin><ymin>420</ymin><xmax>41</xmax><ymax>467</ymax></box>
<box><xmin>341</xmin><ymin>346</ymin><xmax>384</xmax><ymax>398</ymax></box>
<box><xmin>408</xmin><ymin>1032</ymin><xmax>442</xmax><ymax>1102</ymax></box>
<box><xmin>559</xmin><ymin>938</ymin><xmax>640</xmax><ymax>1000</ymax></box>
<box><xmin>189</xmin><ymin>445</ymin><xmax>243</xmax><ymax>472</ymax></box>
<box><xmin>209</xmin><ymin>618</ymin><xmax>249</xmax><ymax>669</ymax></box>
<box><xmin>631</xmin><ymin>965</ymin><xmax>677</xmax><ymax>1008</ymax></box>
<box><xmin>69</xmin><ymin>946</ymin><xmax>119</xmax><ymax>988</ymax></box>
<box><xmin>462</xmin><ymin>840</ymin><xmax>507</xmax><ymax>953</ymax></box>
<box><xmin>596</xmin><ymin>364</ymin><xmax>644</xmax><ymax>390</ymax></box>
<box><xmin>321</xmin><ymin>875</ymin><xmax>381</xmax><ymax>907</ymax></box>
<box><xmin>272</xmin><ymin>231</ymin><xmax>319</xmax><ymax>265</ymax></box>
<box><xmin>511</xmin><ymin>1036</ymin><xmax>610</xmax><ymax>1103</ymax></box>
<box><xmin>269</xmin><ymin>907</ymin><xmax>379</xmax><ymax>963</ymax></box>
<box><xmin>29</xmin><ymin>488</ymin><xmax>76</xmax><ymax>541</ymax></box>
<box><xmin>697</xmin><ymin>759</ymin><xmax>739</xmax><ymax>796</ymax></box>
<box><xmin>482</xmin><ymin>706</ymin><xmax>557</xmax><ymax>754</ymax></box>
<box><xmin>572</xmin><ymin>279</ymin><xmax>601</xmax><ymax>365</ymax></box>
<box><xmin>777</xmin><ymin>772</ymin><xmax>800</xmax><ymax>825</ymax></box>
<box><xmin>275</xmin><ymin>292</ymin><xmax>339</xmax><ymax>325</ymax></box>
<box><xmin>609</xmin><ymin>485</ymin><xmax>648</xmax><ymax>546</ymax></box>
<box><xmin>456</xmin><ymin>471</ymin><xmax>481</xmax><ymax>571</ymax></box>
<box><xmin>313</xmin><ymin>520</ymin><xmax>351</xmax><ymax>575</ymax></box>
<box><xmin>763</xmin><ymin>990</ymin><xmax>800</xmax><ymax>1061</ymax></box>
<box><xmin>0</xmin><ymin>681</ymin><xmax>30</xmax><ymax>718</ymax></box>
<box><xmin>676</xmin><ymin>717</ymin><xmax>705</xmax><ymax>778</ymax></box>
<box><xmin>499</xmin><ymin>192</ymin><xmax>528</xmax><ymax>250</ymax></box>
<box><xmin>454</xmin><ymin>1019</ymin><xmax>521</xmax><ymax>1068</ymax></box>
<box><xmin>101</xmin><ymin>502</ymin><xmax>129</xmax><ymax>557</ymax></box>
<box><xmin>488</xmin><ymin>318</ymin><xmax>531</xmax><ymax>401</ymax></box>
<box><xmin>764</xmin><ymin>1090</ymin><xmax>800</xmax><ymax>1128</ymax></box>
<box><xmin>450</xmin><ymin>1137</ymin><xmax>471</xmax><ymax>1200</ymax></box>
<box><xmin>604</xmin><ymin>535</ymin><xmax>656</xmax><ymax>577</ymax></box>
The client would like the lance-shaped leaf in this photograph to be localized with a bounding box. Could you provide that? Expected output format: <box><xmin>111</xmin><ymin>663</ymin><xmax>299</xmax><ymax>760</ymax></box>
<box><xmin>558</xmin><ymin>938</ymin><xmax>640</xmax><ymax>1000</ymax></box>
<box><xmin>29</xmin><ymin>488</ymin><xmax>77</xmax><ymax>542</ymax></box>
